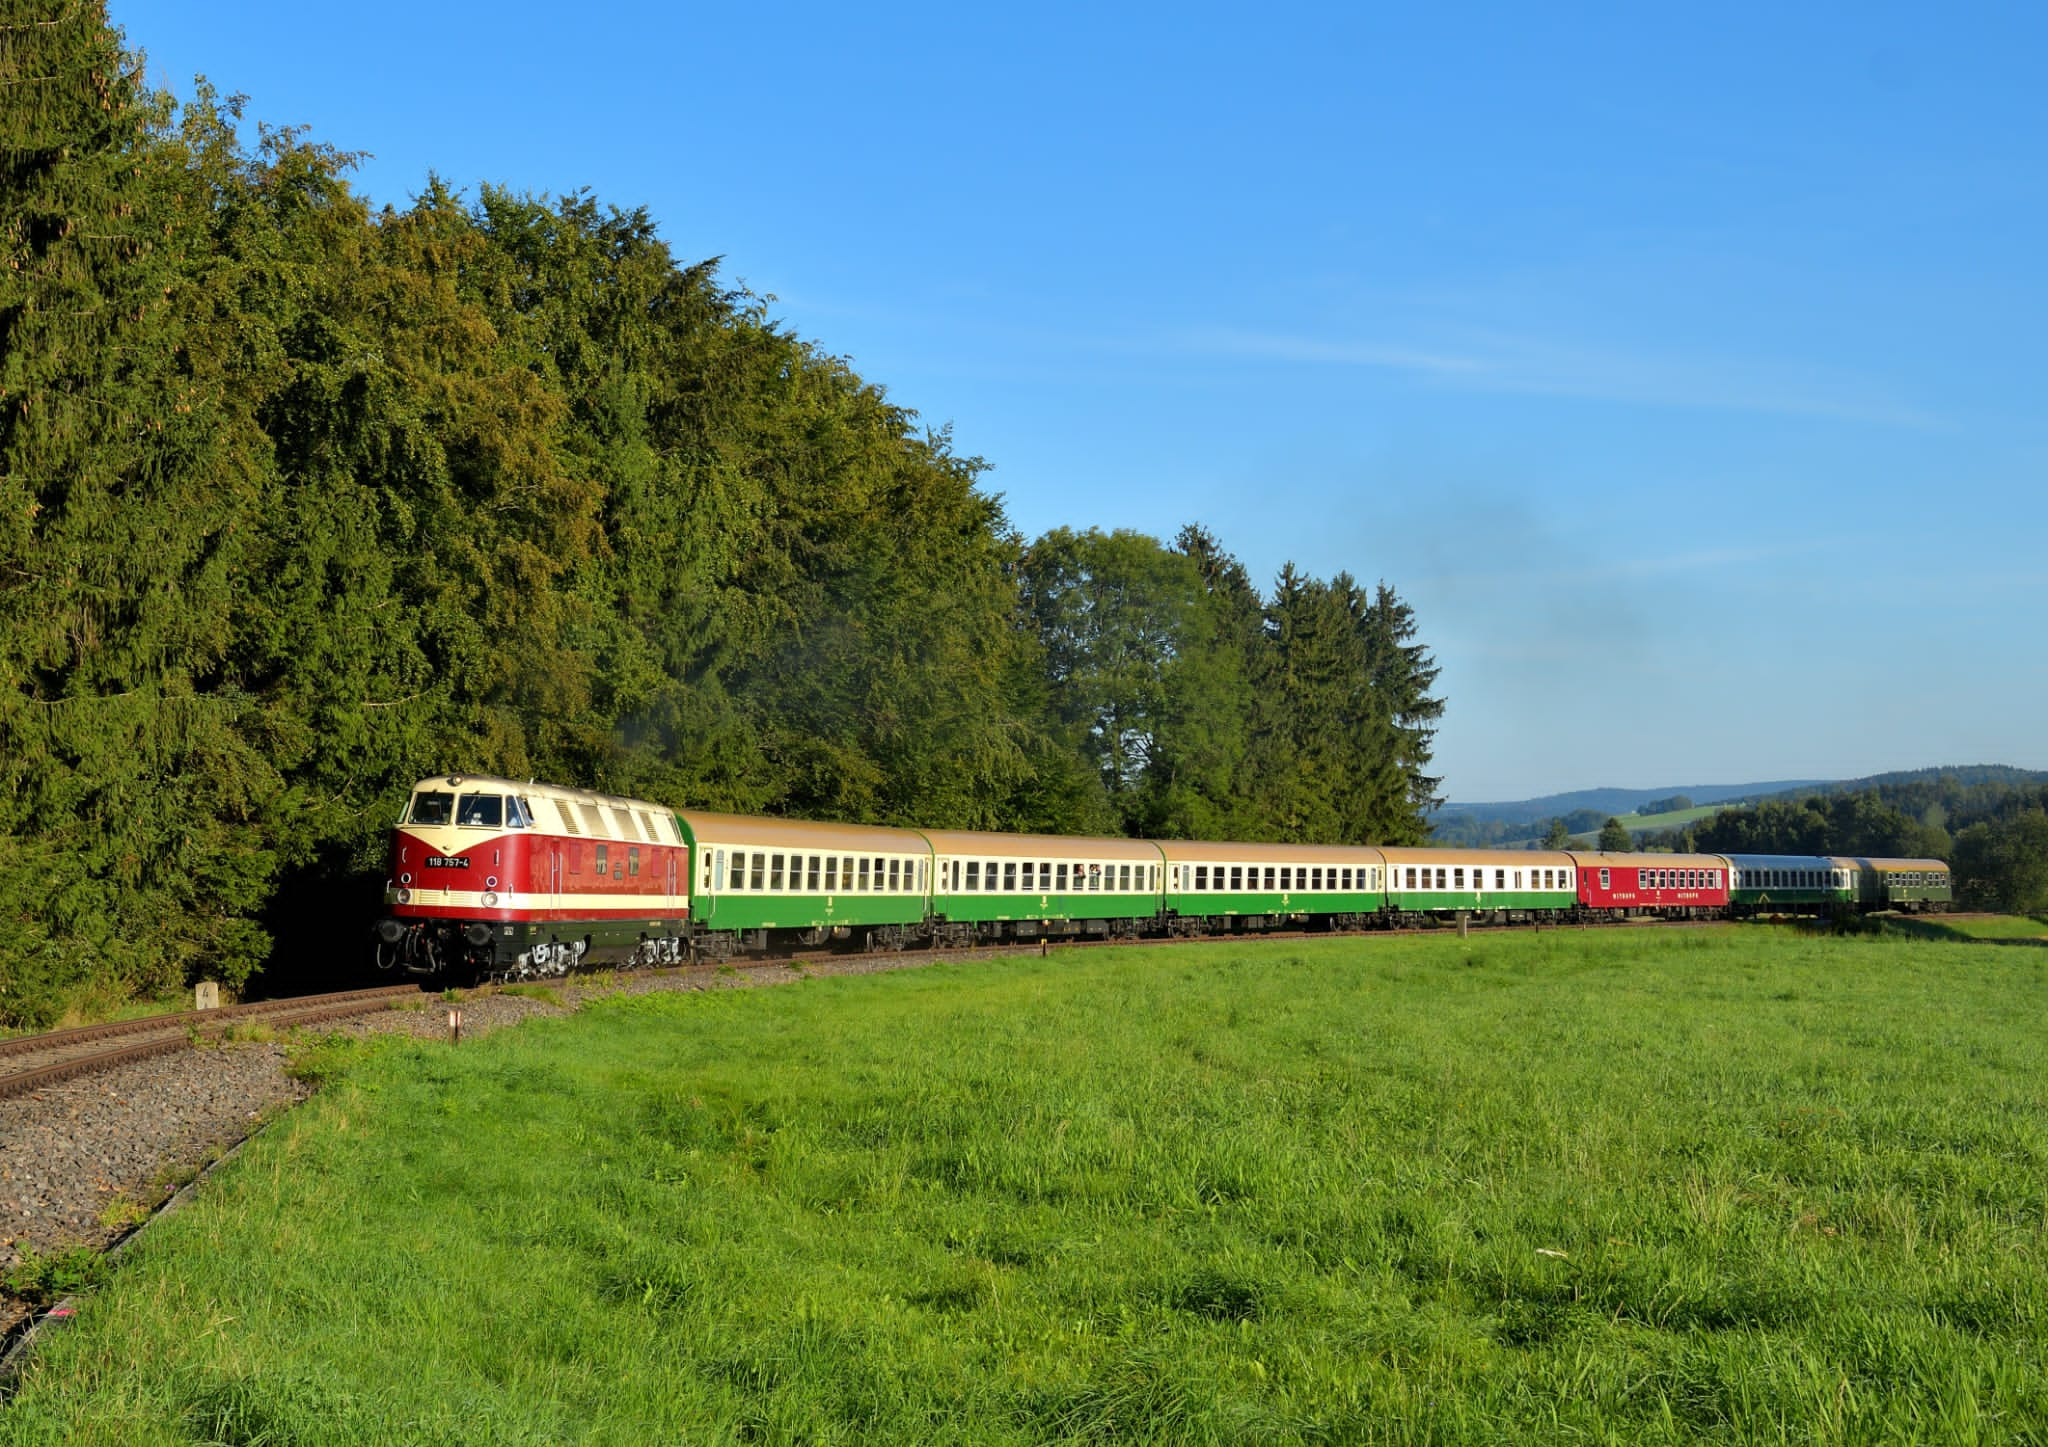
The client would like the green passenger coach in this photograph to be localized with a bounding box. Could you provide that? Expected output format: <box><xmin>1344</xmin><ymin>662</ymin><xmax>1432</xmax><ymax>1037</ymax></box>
<box><xmin>1727</xmin><ymin>854</ymin><xmax>1853</xmax><ymax>914</ymax></box>
<box><xmin>923</xmin><ymin>830</ymin><xmax>1165</xmax><ymax>943</ymax></box>
<box><xmin>680</xmin><ymin>811</ymin><xmax>930</xmax><ymax>953</ymax></box>
<box><xmin>1159</xmin><ymin>840</ymin><xmax>1385</xmax><ymax>933</ymax></box>
<box><xmin>1381</xmin><ymin>847</ymin><xmax>1578</xmax><ymax>918</ymax></box>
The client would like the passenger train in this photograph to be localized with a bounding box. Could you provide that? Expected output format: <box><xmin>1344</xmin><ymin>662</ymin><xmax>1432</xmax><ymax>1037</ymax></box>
<box><xmin>374</xmin><ymin>774</ymin><xmax>1953</xmax><ymax>980</ymax></box>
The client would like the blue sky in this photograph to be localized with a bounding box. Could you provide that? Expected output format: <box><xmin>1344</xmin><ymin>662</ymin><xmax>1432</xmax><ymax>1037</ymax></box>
<box><xmin>113</xmin><ymin>0</ymin><xmax>2046</xmax><ymax>802</ymax></box>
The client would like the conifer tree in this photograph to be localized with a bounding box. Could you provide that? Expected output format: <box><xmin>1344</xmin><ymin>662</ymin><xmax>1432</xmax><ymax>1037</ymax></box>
<box><xmin>0</xmin><ymin>3</ymin><xmax>276</xmax><ymax>1013</ymax></box>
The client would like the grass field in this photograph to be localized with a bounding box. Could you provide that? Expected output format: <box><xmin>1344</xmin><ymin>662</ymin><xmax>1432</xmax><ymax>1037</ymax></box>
<box><xmin>7</xmin><ymin>926</ymin><xmax>2048</xmax><ymax>1444</ymax></box>
<box><xmin>1881</xmin><ymin>914</ymin><xmax>2048</xmax><ymax>945</ymax></box>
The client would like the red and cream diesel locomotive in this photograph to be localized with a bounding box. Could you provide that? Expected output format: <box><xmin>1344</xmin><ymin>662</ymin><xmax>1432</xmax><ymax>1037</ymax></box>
<box><xmin>374</xmin><ymin>774</ymin><xmax>691</xmax><ymax>978</ymax></box>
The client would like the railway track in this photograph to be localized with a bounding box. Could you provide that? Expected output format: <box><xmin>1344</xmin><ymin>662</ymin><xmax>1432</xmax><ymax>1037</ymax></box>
<box><xmin>0</xmin><ymin>985</ymin><xmax>423</xmax><ymax>1102</ymax></box>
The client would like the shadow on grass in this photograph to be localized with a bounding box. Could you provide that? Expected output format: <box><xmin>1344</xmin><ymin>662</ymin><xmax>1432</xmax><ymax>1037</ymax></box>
<box><xmin>1877</xmin><ymin>915</ymin><xmax>2048</xmax><ymax>948</ymax></box>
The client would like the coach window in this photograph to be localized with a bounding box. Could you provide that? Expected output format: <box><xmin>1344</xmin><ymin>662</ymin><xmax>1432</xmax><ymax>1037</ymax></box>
<box><xmin>855</xmin><ymin>857</ymin><xmax>869</xmax><ymax>891</ymax></box>
<box><xmin>824</xmin><ymin>856</ymin><xmax>839</xmax><ymax>892</ymax></box>
<box><xmin>965</xmin><ymin>860</ymin><xmax>980</xmax><ymax>891</ymax></box>
<box><xmin>1118</xmin><ymin>864</ymin><xmax>1131</xmax><ymax>890</ymax></box>
<box><xmin>1452</xmin><ymin>868</ymin><xmax>1464</xmax><ymax>888</ymax></box>
<box><xmin>1431</xmin><ymin>868</ymin><xmax>1443</xmax><ymax>890</ymax></box>
<box><xmin>997</xmin><ymin>861</ymin><xmax>1013</xmax><ymax>892</ymax></box>
<box><xmin>1600</xmin><ymin>868</ymin><xmax>1611</xmax><ymax>889</ymax></box>
<box><xmin>769</xmin><ymin>854</ymin><xmax>785</xmax><ymax>891</ymax></box>
<box><xmin>805</xmin><ymin>856</ymin><xmax>819</xmax><ymax>891</ymax></box>
<box><xmin>1195</xmin><ymin>865</ymin><xmax>1209</xmax><ymax>891</ymax></box>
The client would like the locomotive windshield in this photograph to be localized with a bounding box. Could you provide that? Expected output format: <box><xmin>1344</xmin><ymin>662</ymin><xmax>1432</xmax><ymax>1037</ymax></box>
<box><xmin>456</xmin><ymin>793</ymin><xmax>504</xmax><ymax>828</ymax></box>
<box><xmin>406</xmin><ymin>791</ymin><xmax>455</xmax><ymax>826</ymax></box>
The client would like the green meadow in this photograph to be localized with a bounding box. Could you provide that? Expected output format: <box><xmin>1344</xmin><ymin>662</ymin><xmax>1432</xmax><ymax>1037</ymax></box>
<box><xmin>7</xmin><ymin>927</ymin><xmax>2048</xmax><ymax>1444</ymax></box>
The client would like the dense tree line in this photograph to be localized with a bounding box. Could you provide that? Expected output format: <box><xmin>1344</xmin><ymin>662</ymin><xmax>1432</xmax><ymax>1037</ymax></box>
<box><xmin>0</xmin><ymin>6</ymin><xmax>1443</xmax><ymax>1023</ymax></box>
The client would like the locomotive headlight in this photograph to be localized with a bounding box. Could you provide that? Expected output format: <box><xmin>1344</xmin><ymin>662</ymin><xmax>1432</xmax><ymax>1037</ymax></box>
<box><xmin>396</xmin><ymin>888</ymin><xmax>412</xmax><ymax>905</ymax></box>
<box><xmin>482</xmin><ymin>891</ymin><xmax>500</xmax><ymax>907</ymax></box>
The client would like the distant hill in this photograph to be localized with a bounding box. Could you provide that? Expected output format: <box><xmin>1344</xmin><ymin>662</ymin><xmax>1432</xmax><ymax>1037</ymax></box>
<box><xmin>1433</xmin><ymin>781</ymin><xmax>1829</xmax><ymax>830</ymax></box>
<box><xmin>1430</xmin><ymin>766</ymin><xmax>2048</xmax><ymax>849</ymax></box>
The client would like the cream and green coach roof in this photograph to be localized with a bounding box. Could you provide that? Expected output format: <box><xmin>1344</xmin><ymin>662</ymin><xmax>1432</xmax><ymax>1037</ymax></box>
<box><xmin>675</xmin><ymin>811</ymin><xmax>930</xmax><ymax>855</ymax></box>
<box><xmin>918</xmin><ymin>829</ymin><xmax>1163</xmax><ymax>862</ymax></box>
<box><xmin>1155</xmin><ymin>839</ymin><xmax>1385</xmax><ymax>865</ymax></box>
<box><xmin>1379</xmin><ymin>847</ymin><xmax>1578</xmax><ymax>870</ymax></box>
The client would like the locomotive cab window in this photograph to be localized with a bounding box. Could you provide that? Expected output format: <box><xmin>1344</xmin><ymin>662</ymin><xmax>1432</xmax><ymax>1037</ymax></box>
<box><xmin>507</xmin><ymin>797</ymin><xmax>533</xmax><ymax>828</ymax></box>
<box><xmin>407</xmin><ymin>791</ymin><xmax>455</xmax><ymax>826</ymax></box>
<box><xmin>456</xmin><ymin>794</ymin><xmax>502</xmax><ymax>828</ymax></box>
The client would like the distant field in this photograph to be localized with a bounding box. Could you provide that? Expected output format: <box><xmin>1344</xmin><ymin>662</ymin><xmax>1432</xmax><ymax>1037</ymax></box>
<box><xmin>1614</xmin><ymin>803</ymin><xmax>1730</xmax><ymax>834</ymax></box>
<box><xmin>9</xmin><ymin>928</ymin><xmax>2048</xmax><ymax>1443</ymax></box>
<box><xmin>1561</xmin><ymin>802</ymin><xmax>1731</xmax><ymax>845</ymax></box>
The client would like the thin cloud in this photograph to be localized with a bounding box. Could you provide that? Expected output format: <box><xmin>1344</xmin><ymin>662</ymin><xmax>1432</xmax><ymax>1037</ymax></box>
<box><xmin>1175</xmin><ymin>325</ymin><xmax>1939</xmax><ymax>428</ymax></box>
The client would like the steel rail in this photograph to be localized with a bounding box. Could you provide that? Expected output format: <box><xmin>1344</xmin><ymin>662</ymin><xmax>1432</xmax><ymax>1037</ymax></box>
<box><xmin>0</xmin><ymin>988</ymin><xmax>421</xmax><ymax>1102</ymax></box>
<box><xmin>0</xmin><ymin>985</ymin><xmax>419</xmax><ymax>1061</ymax></box>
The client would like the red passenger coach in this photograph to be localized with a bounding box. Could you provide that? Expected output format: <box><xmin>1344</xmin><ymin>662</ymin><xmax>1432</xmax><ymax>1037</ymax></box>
<box><xmin>1572</xmin><ymin>851</ymin><xmax>1730</xmax><ymax>916</ymax></box>
<box><xmin>376</xmin><ymin>774</ymin><xmax>691</xmax><ymax>980</ymax></box>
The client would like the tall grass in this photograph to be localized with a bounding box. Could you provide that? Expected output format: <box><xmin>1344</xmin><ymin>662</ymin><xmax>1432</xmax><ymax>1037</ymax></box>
<box><xmin>6</xmin><ymin>927</ymin><xmax>2046</xmax><ymax>1443</ymax></box>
